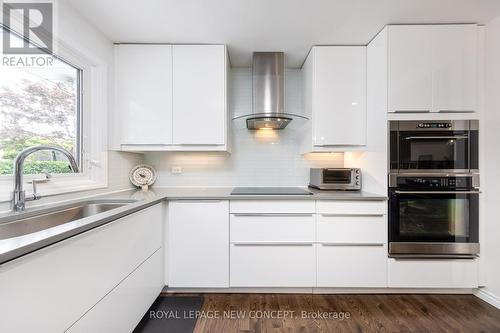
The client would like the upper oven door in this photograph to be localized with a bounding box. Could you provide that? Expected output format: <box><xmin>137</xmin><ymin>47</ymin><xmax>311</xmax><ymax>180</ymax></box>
<box><xmin>389</xmin><ymin>190</ymin><xmax>479</xmax><ymax>244</ymax></box>
<box><xmin>390</xmin><ymin>120</ymin><xmax>479</xmax><ymax>173</ymax></box>
<box><xmin>398</xmin><ymin>130</ymin><xmax>470</xmax><ymax>171</ymax></box>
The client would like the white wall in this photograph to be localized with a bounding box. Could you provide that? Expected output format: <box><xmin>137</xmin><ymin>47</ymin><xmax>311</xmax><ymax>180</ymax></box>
<box><xmin>144</xmin><ymin>68</ymin><xmax>344</xmax><ymax>187</ymax></box>
<box><xmin>481</xmin><ymin>15</ymin><xmax>500</xmax><ymax>303</ymax></box>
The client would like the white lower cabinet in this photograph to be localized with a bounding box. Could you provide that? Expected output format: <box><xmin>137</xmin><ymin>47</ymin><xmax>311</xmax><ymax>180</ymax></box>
<box><xmin>230</xmin><ymin>243</ymin><xmax>316</xmax><ymax>287</ymax></box>
<box><xmin>230</xmin><ymin>214</ymin><xmax>315</xmax><ymax>243</ymax></box>
<box><xmin>67</xmin><ymin>250</ymin><xmax>164</xmax><ymax>333</ymax></box>
<box><xmin>316</xmin><ymin>214</ymin><xmax>385</xmax><ymax>244</ymax></box>
<box><xmin>165</xmin><ymin>198</ymin><xmax>477</xmax><ymax>291</ymax></box>
<box><xmin>168</xmin><ymin>200</ymin><xmax>229</xmax><ymax>288</ymax></box>
<box><xmin>317</xmin><ymin>244</ymin><xmax>387</xmax><ymax>287</ymax></box>
<box><xmin>316</xmin><ymin>200</ymin><xmax>388</xmax><ymax>288</ymax></box>
<box><xmin>388</xmin><ymin>259</ymin><xmax>479</xmax><ymax>288</ymax></box>
<box><xmin>0</xmin><ymin>204</ymin><xmax>163</xmax><ymax>333</ymax></box>
<box><xmin>229</xmin><ymin>201</ymin><xmax>316</xmax><ymax>287</ymax></box>
<box><xmin>316</xmin><ymin>200</ymin><xmax>387</xmax><ymax>215</ymax></box>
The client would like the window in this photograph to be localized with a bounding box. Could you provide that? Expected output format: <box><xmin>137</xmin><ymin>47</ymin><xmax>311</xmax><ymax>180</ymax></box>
<box><xmin>0</xmin><ymin>27</ymin><xmax>82</xmax><ymax>176</ymax></box>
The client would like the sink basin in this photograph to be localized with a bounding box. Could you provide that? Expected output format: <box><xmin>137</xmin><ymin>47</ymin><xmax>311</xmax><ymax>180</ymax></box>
<box><xmin>0</xmin><ymin>199</ymin><xmax>136</xmax><ymax>240</ymax></box>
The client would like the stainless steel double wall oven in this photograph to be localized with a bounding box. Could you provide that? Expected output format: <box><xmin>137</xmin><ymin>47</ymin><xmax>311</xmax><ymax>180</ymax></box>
<box><xmin>389</xmin><ymin>120</ymin><xmax>480</xmax><ymax>258</ymax></box>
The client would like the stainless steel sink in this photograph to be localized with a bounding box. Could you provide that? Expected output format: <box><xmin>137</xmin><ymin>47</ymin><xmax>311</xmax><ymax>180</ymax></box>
<box><xmin>0</xmin><ymin>199</ymin><xmax>136</xmax><ymax>240</ymax></box>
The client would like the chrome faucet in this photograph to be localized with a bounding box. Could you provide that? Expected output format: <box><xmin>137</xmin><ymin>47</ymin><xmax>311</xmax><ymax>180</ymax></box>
<box><xmin>12</xmin><ymin>145</ymin><xmax>80</xmax><ymax>212</ymax></box>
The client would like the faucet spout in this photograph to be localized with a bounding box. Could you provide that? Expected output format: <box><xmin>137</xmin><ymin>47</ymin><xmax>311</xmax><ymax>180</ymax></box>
<box><xmin>12</xmin><ymin>145</ymin><xmax>80</xmax><ymax>212</ymax></box>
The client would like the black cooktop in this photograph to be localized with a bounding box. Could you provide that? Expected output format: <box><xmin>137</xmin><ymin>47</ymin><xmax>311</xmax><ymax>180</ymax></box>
<box><xmin>230</xmin><ymin>187</ymin><xmax>313</xmax><ymax>195</ymax></box>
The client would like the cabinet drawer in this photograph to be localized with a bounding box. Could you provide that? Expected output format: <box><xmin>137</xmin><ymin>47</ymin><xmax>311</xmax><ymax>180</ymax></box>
<box><xmin>230</xmin><ymin>244</ymin><xmax>315</xmax><ymax>287</ymax></box>
<box><xmin>67</xmin><ymin>250</ymin><xmax>163</xmax><ymax>333</ymax></box>
<box><xmin>388</xmin><ymin>259</ymin><xmax>478</xmax><ymax>288</ymax></box>
<box><xmin>231</xmin><ymin>214</ymin><xmax>315</xmax><ymax>242</ymax></box>
<box><xmin>317</xmin><ymin>215</ymin><xmax>386</xmax><ymax>243</ymax></box>
<box><xmin>230</xmin><ymin>200</ymin><xmax>315</xmax><ymax>214</ymax></box>
<box><xmin>317</xmin><ymin>244</ymin><xmax>387</xmax><ymax>287</ymax></box>
<box><xmin>317</xmin><ymin>200</ymin><xmax>386</xmax><ymax>215</ymax></box>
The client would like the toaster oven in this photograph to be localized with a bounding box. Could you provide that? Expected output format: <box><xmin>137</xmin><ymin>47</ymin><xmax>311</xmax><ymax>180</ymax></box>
<box><xmin>309</xmin><ymin>168</ymin><xmax>361</xmax><ymax>191</ymax></box>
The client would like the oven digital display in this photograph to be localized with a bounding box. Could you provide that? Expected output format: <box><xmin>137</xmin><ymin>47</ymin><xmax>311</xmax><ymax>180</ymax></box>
<box><xmin>417</xmin><ymin>123</ymin><xmax>452</xmax><ymax>128</ymax></box>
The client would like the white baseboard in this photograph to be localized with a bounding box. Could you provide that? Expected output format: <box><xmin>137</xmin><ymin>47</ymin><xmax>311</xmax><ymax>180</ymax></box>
<box><xmin>474</xmin><ymin>288</ymin><xmax>500</xmax><ymax>309</ymax></box>
<box><xmin>164</xmin><ymin>287</ymin><xmax>474</xmax><ymax>294</ymax></box>
<box><xmin>313</xmin><ymin>288</ymin><xmax>473</xmax><ymax>294</ymax></box>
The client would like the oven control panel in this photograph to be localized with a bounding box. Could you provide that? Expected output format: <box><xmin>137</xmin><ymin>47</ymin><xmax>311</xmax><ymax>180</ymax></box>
<box><xmin>395</xmin><ymin>176</ymin><xmax>473</xmax><ymax>189</ymax></box>
<box><xmin>417</xmin><ymin>122</ymin><xmax>453</xmax><ymax>129</ymax></box>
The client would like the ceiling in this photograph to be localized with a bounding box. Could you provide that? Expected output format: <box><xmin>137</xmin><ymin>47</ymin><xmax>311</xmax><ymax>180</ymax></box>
<box><xmin>67</xmin><ymin>0</ymin><xmax>500</xmax><ymax>67</ymax></box>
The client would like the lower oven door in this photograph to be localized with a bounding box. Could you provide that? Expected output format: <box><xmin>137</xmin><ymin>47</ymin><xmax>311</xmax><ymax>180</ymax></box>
<box><xmin>389</xmin><ymin>189</ymin><xmax>479</xmax><ymax>257</ymax></box>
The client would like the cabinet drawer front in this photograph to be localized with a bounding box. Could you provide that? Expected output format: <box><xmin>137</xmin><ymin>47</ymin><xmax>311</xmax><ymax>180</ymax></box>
<box><xmin>317</xmin><ymin>244</ymin><xmax>387</xmax><ymax>287</ymax></box>
<box><xmin>67</xmin><ymin>250</ymin><xmax>163</xmax><ymax>333</ymax></box>
<box><xmin>317</xmin><ymin>200</ymin><xmax>386</xmax><ymax>215</ymax></box>
<box><xmin>230</xmin><ymin>244</ymin><xmax>315</xmax><ymax>287</ymax></box>
<box><xmin>230</xmin><ymin>200</ymin><xmax>315</xmax><ymax>214</ymax></box>
<box><xmin>317</xmin><ymin>215</ymin><xmax>386</xmax><ymax>243</ymax></box>
<box><xmin>388</xmin><ymin>259</ymin><xmax>478</xmax><ymax>288</ymax></box>
<box><xmin>231</xmin><ymin>214</ymin><xmax>315</xmax><ymax>242</ymax></box>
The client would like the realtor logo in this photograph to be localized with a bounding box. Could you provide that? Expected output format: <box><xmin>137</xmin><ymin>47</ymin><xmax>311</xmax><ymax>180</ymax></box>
<box><xmin>2</xmin><ymin>1</ymin><xmax>53</xmax><ymax>54</ymax></box>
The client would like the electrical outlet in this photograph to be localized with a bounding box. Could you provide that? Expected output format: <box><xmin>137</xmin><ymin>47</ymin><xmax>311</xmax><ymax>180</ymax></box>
<box><xmin>171</xmin><ymin>166</ymin><xmax>182</xmax><ymax>174</ymax></box>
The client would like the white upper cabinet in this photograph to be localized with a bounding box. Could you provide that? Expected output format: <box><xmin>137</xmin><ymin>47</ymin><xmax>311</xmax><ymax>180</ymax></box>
<box><xmin>431</xmin><ymin>25</ymin><xmax>477</xmax><ymax>113</ymax></box>
<box><xmin>172</xmin><ymin>45</ymin><xmax>226</xmax><ymax>146</ymax></box>
<box><xmin>387</xmin><ymin>24</ymin><xmax>478</xmax><ymax>113</ymax></box>
<box><xmin>115</xmin><ymin>45</ymin><xmax>173</xmax><ymax>145</ymax></box>
<box><xmin>302</xmin><ymin>46</ymin><xmax>367</xmax><ymax>152</ymax></box>
<box><xmin>388</xmin><ymin>26</ymin><xmax>433</xmax><ymax>113</ymax></box>
<box><xmin>114</xmin><ymin>44</ymin><xmax>228</xmax><ymax>151</ymax></box>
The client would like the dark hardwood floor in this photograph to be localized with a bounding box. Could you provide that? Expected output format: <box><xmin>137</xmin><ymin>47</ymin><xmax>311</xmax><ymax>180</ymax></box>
<box><xmin>161</xmin><ymin>293</ymin><xmax>500</xmax><ymax>333</ymax></box>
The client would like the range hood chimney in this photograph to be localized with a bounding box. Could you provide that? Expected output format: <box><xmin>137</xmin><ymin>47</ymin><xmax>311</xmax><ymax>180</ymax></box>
<box><xmin>232</xmin><ymin>52</ymin><xmax>308</xmax><ymax>130</ymax></box>
<box><xmin>247</xmin><ymin>52</ymin><xmax>290</xmax><ymax>130</ymax></box>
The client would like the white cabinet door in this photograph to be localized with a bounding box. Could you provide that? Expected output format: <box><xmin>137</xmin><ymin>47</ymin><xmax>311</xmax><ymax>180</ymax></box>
<box><xmin>388</xmin><ymin>25</ymin><xmax>433</xmax><ymax>113</ymax></box>
<box><xmin>168</xmin><ymin>200</ymin><xmax>229</xmax><ymax>288</ymax></box>
<box><xmin>312</xmin><ymin>46</ymin><xmax>366</xmax><ymax>146</ymax></box>
<box><xmin>431</xmin><ymin>24</ymin><xmax>477</xmax><ymax>113</ymax></box>
<box><xmin>230</xmin><ymin>244</ymin><xmax>316</xmax><ymax>287</ymax></box>
<box><xmin>316</xmin><ymin>214</ymin><xmax>386</xmax><ymax>244</ymax></box>
<box><xmin>317</xmin><ymin>244</ymin><xmax>387</xmax><ymax>287</ymax></box>
<box><xmin>67</xmin><ymin>250</ymin><xmax>163</xmax><ymax>333</ymax></box>
<box><xmin>172</xmin><ymin>45</ymin><xmax>226</xmax><ymax>145</ymax></box>
<box><xmin>115</xmin><ymin>45</ymin><xmax>173</xmax><ymax>145</ymax></box>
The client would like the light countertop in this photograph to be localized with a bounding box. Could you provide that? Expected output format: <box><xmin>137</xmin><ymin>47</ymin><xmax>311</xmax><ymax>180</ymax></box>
<box><xmin>0</xmin><ymin>187</ymin><xmax>386</xmax><ymax>265</ymax></box>
<box><xmin>141</xmin><ymin>187</ymin><xmax>387</xmax><ymax>201</ymax></box>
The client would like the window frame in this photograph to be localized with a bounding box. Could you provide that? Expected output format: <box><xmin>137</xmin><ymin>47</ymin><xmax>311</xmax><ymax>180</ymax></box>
<box><xmin>0</xmin><ymin>25</ymin><xmax>109</xmax><ymax>203</ymax></box>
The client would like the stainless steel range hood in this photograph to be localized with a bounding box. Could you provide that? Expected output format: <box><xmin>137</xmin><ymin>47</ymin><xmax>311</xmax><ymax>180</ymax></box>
<box><xmin>233</xmin><ymin>52</ymin><xmax>308</xmax><ymax>130</ymax></box>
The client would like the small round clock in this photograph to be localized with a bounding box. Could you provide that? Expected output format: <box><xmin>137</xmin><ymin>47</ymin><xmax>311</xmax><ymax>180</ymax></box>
<box><xmin>129</xmin><ymin>164</ymin><xmax>157</xmax><ymax>190</ymax></box>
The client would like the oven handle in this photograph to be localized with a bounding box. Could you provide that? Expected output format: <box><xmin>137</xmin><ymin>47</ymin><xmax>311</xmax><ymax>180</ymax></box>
<box><xmin>403</xmin><ymin>135</ymin><xmax>469</xmax><ymax>140</ymax></box>
<box><xmin>394</xmin><ymin>190</ymin><xmax>480</xmax><ymax>194</ymax></box>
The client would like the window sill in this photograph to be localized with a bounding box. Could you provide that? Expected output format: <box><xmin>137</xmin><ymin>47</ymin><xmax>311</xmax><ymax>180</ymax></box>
<box><xmin>0</xmin><ymin>178</ymin><xmax>107</xmax><ymax>203</ymax></box>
